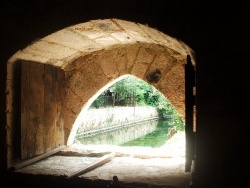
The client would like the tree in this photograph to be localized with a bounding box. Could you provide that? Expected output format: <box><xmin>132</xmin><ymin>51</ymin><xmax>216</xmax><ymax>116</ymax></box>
<box><xmin>92</xmin><ymin>75</ymin><xmax>184</xmax><ymax>129</ymax></box>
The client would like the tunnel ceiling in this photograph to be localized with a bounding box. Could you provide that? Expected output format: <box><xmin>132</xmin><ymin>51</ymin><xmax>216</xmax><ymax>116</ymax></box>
<box><xmin>6</xmin><ymin>18</ymin><xmax>195</xmax><ymax>167</ymax></box>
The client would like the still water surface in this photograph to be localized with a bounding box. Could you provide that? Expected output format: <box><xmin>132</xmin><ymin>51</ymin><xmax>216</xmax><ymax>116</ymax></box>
<box><xmin>121</xmin><ymin>119</ymin><xmax>170</xmax><ymax>148</ymax></box>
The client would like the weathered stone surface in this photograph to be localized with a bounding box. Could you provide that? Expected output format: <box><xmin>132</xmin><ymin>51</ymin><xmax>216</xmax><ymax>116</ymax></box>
<box><xmin>6</xmin><ymin>18</ymin><xmax>195</xmax><ymax>168</ymax></box>
<box><xmin>15</xmin><ymin>132</ymin><xmax>188</xmax><ymax>187</ymax></box>
<box><xmin>76</xmin><ymin>106</ymin><xmax>159</xmax><ymax>135</ymax></box>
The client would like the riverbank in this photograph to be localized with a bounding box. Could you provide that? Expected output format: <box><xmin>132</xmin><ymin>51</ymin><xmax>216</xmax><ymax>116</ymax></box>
<box><xmin>71</xmin><ymin>131</ymin><xmax>185</xmax><ymax>158</ymax></box>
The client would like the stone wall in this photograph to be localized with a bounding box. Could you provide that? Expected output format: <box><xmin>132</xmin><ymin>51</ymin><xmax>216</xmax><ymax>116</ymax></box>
<box><xmin>75</xmin><ymin>106</ymin><xmax>159</xmax><ymax>138</ymax></box>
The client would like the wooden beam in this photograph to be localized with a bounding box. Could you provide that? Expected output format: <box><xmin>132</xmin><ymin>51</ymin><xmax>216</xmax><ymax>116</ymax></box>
<box><xmin>185</xmin><ymin>55</ymin><xmax>196</xmax><ymax>172</ymax></box>
<box><xmin>67</xmin><ymin>152</ymin><xmax>116</xmax><ymax>178</ymax></box>
<box><xmin>11</xmin><ymin>145</ymin><xmax>66</xmax><ymax>171</ymax></box>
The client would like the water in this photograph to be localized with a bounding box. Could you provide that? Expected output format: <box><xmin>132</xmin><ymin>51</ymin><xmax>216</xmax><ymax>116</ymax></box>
<box><xmin>121</xmin><ymin>119</ymin><xmax>171</xmax><ymax>148</ymax></box>
<box><xmin>76</xmin><ymin>119</ymin><xmax>174</xmax><ymax>147</ymax></box>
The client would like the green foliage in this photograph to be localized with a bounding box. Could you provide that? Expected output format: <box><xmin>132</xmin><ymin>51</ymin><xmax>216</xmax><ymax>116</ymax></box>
<box><xmin>93</xmin><ymin>95</ymin><xmax>105</xmax><ymax>108</ymax></box>
<box><xmin>121</xmin><ymin>119</ymin><xmax>169</xmax><ymax>147</ymax></box>
<box><xmin>93</xmin><ymin>75</ymin><xmax>184</xmax><ymax>129</ymax></box>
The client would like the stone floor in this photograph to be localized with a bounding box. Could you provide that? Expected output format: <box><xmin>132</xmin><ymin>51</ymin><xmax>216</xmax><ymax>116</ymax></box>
<box><xmin>14</xmin><ymin>132</ymin><xmax>191</xmax><ymax>188</ymax></box>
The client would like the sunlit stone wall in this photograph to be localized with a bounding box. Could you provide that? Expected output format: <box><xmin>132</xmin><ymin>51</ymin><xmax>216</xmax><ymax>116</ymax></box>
<box><xmin>76</xmin><ymin>106</ymin><xmax>159</xmax><ymax>135</ymax></box>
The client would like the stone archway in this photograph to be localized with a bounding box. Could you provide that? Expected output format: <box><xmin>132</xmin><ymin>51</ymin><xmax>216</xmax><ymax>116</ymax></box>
<box><xmin>6</xmin><ymin>18</ymin><xmax>195</xmax><ymax>168</ymax></box>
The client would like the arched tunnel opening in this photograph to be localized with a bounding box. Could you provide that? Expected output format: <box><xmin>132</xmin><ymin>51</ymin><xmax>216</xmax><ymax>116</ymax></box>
<box><xmin>6</xmin><ymin>19</ymin><xmax>196</xmax><ymax>187</ymax></box>
<box><xmin>61</xmin><ymin>74</ymin><xmax>188</xmax><ymax>187</ymax></box>
<box><xmin>72</xmin><ymin>74</ymin><xmax>185</xmax><ymax>154</ymax></box>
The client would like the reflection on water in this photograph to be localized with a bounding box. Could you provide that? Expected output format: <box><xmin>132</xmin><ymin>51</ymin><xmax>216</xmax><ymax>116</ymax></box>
<box><xmin>121</xmin><ymin>119</ymin><xmax>171</xmax><ymax>148</ymax></box>
<box><xmin>76</xmin><ymin>119</ymin><xmax>172</xmax><ymax>147</ymax></box>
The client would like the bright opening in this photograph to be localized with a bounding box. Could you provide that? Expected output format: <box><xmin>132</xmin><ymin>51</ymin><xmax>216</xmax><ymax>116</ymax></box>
<box><xmin>71</xmin><ymin>75</ymin><xmax>186</xmax><ymax>175</ymax></box>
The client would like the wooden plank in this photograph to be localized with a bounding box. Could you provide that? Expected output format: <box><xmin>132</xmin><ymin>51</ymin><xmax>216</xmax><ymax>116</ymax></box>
<box><xmin>28</xmin><ymin>62</ymin><xmax>45</xmax><ymax>156</ymax></box>
<box><xmin>21</xmin><ymin>61</ymin><xmax>30</xmax><ymax>159</ymax></box>
<box><xmin>12</xmin><ymin>145</ymin><xmax>66</xmax><ymax>171</ymax></box>
<box><xmin>185</xmin><ymin>55</ymin><xmax>196</xmax><ymax>172</ymax></box>
<box><xmin>67</xmin><ymin>152</ymin><xmax>116</xmax><ymax>178</ymax></box>
<box><xmin>33</xmin><ymin>63</ymin><xmax>45</xmax><ymax>156</ymax></box>
<box><xmin>43</xmin><ymin>66</ymin><xmax>65</xmax><ymax>150</ymax></box>
<box><xmin>56</xmin><ymin>68</ymin><xmax>65</xmax><ymax>145</ymax></box>
<box><xmin>44</xmin><ymin>65</ymin><xmax>56</xmax><ymax>151</ymax></box>
<box><xmin>53</xmin><ymin>67</ymin><xmax>60</xmax><ymax>147</ymax></box>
